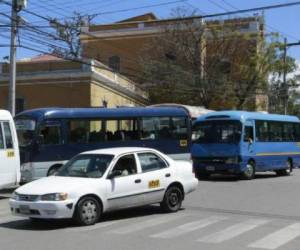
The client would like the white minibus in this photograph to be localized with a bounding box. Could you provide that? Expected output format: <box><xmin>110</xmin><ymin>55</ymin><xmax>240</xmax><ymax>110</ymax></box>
<box><xmin>0</xmin><ymin>110</ymin><xmax>20</xmax><ymax>189</ymax></box>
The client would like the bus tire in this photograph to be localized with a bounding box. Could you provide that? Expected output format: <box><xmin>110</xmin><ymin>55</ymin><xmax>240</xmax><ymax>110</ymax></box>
<box><xmin>241</xmin><ymin>161</ymin><xmax>255</xmax><ymax>180</ymax></box>
<box><xmin>276</xmin><ymin>160</ymin><xmax>293</xmax><ymax>176</ymax></box>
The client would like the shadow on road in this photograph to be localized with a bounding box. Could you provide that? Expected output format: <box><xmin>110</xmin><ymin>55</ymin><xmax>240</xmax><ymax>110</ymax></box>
<box><xmin>198</xmin><ymin>172</ymin><xmax>286</xmax><ymax>182</ymax></box>
<box><xmin>0</xmin><ymin>205</ymin><xmax>177</xmax><ymax>231</ymax></box>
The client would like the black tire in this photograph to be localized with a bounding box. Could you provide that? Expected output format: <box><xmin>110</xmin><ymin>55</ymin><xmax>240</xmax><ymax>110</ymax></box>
<box><xmin>276</xmin><ymin>160</ymin><xmax>293</xmax><ymax>176</ymax></box>
<box><xmin>74</xmin><ymin>196</ymin><xmax>102</xmax><ymax>226</ymax></box>
<box><xmin>47</xmin><ymin>166</ymin><xmax>61</xmax><ymax>176</ymax></box>
<box><xmin>241</xmin><ymin>161</ymin><xmax>255</xmax><ymax>180</ymax></box>
<box><xmin>160</xmin><ymin>186</ymin><xmax>183</xmax><ymax>213</ymax></box>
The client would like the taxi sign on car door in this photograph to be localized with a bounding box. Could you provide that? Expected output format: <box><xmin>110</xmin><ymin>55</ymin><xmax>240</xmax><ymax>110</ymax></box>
<box><xmin>148</xmin><ymin>180</ymin><xmax>160</xmax><ymax>188</ymax></box>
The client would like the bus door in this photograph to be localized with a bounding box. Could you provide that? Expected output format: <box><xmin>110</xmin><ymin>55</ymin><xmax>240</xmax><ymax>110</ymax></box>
<box><xmin>242</xmin><ymin>120</ymin><xmax>255</xmax><ymax>159</ymax></box>
<box><xmin>0</xmin><ymin>121</ymin><xmax>18</xmax><ymax>188</ymax></box>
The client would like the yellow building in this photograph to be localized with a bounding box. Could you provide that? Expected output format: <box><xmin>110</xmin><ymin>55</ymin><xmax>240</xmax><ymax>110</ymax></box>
<box><xmin>0</xmin><ymin>55</ymin><xmax>149</xmax><ymax>113</ymax></box>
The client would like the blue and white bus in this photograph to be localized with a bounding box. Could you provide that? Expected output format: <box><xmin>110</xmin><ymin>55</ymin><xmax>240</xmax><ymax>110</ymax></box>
<box><xmin>15</xmin><ymin>107</ymin><xmax>191</xmax><ymax>183</ymax></box>
<box><xmin>191</xmin><ymin>111</ymin><xmax>300</xmax><ymax>179</ymax></box>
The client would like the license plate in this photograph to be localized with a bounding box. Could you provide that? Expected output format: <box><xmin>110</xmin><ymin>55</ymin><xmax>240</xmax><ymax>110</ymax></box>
<box><xmin>206</xmin><ymin>166</ymin><xmax>215</xmax><ymax>171</ymax></box>
<box><xmin>19</xmin><ymin>205</ymin><xmax>30</xmax><ymax>214</ymax></box>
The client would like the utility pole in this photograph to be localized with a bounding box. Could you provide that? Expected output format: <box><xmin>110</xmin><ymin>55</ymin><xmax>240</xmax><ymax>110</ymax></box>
<box><xmin>8</xmin><ymin>0</ymin><xmax>26</xmax><ymax>116</ymax></box>
<box><xmin>282</xmin><ymin>39</ymin><xmax>300</xmax><ymax>115</ymax></box>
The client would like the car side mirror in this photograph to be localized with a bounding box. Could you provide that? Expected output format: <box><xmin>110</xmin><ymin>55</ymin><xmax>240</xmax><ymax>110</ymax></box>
<box><xmin>107</xmin><ymin>170</ymin><xmax>122</xmax><ymax>179</ymax></box>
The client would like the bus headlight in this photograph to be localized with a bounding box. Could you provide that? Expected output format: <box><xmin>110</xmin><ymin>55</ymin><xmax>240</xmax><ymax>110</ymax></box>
<box><xmin>41</xmin><ymin>193</ymin><xmax>68</xmax><ymax>201</ymax></box>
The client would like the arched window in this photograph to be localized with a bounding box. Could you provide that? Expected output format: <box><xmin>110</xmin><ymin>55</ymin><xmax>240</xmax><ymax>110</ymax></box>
<box><xmin>108</xmin><ymin>56</ymin><xmax>120</xmax><ymax>72</ymax></box>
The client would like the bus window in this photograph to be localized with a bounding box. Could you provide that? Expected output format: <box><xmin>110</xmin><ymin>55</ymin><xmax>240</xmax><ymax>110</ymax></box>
<box><xmin>3</xmin><ymin>122</ymin><xmax>14</xmax><ymax>149</ymax></box>
<box><xmin>244</xmin><ymin>126</ymin><xmax>254</xmax><ymax>142</ymax></box>
<box><xmin>283</xmin><ymin>123</ymin><xmax>295</xmax><ymax>141</ymax></box>
<box><xmin>294</xmin><ymin>123</ymin><xmax>300</xmax><ymax>141</ymax></box>
<box><xmin>68</xmin><ymin>120</ymin><xmax>104</xmax><ymax>144</ymax></box>
<box><xmin>118</xmin><ymin>119</ymin><xmax>139</xmax><ymax>140</ymax></box>
<box><xmin>40</xmin><ymin>124</ymin><xmax>61</xmax><ymax>145</ymax></box>
<box><xmin>256</xmin><ymin>121</ymin><xmax>269</xmax><ymax>142</ymax></box>
<box><xmin>171</xmin><ymin>117</ymin><xmax>188</xmax><ymax>139</ymax></box>
<box><xmin>106</xmin><ymin>119</ymin><xmax>138</xmax><ymax>141</ymax></box>
<box><xmin>0</xmin><ymin>123</ymin><xmax>4</xmax><ymax>149</ymax></box>
<box><xmin>269</xmin><ymin>122</ymin><xmax>283</xmax><ymax>142</ymax></box>
<box><xmin>141</xmin><ymin>118</ymin><xmax>157</xmax><ymax>140</ymax></box>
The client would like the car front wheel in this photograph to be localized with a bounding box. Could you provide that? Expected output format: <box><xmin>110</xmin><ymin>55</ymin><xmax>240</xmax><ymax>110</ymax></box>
<box><xmin>74</xmin><ymin>196</ymin><xmax>102</xmax><ymax>226</ymax></box>
<box><xmin>160</xmin><ymin>186</ymin><xmax>183</xmax><ymax>213</ymax></box>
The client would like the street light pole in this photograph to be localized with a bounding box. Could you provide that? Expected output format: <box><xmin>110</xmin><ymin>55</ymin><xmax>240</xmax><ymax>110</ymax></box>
<box><xmin>8</xmin><ymin>0</ymin><xmax>26</xmax><ymax>117</ymax></box>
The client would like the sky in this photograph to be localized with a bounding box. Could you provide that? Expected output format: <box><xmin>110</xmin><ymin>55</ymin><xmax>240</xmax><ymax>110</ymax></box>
<box><xmin>0</xmin><ymin>0</ymin><xmax>300</xmax><ymax>61</ymax></box>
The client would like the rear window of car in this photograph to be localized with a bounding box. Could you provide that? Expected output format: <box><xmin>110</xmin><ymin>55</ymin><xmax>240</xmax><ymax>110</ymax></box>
<box><xmin>138</xmin><ymin>153</ymin><xmax>168</xmax><ymax>172</ymax></box>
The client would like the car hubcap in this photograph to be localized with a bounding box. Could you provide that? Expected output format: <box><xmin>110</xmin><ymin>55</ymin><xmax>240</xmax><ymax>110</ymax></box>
<box><xmin>169</xmin><ymin>191</ymin><xmax>179</xmax><ymax>207</ymax></box>
<box><xmin>81</xmin><ymin>200</ymin><xmax>97</xmax><ymax>223</ymax></box>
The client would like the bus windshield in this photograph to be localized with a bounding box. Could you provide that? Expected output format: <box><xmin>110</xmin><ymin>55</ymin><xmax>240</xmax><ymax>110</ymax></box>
<box><xmin>15</xmin><ymin>119</ymin><xmax>36</xmax><ymax>147</ymax></box>
<box><xmin>193</xmin><ymin>120</ymin><xmax>242</xmax><ymax>144</ymax></box>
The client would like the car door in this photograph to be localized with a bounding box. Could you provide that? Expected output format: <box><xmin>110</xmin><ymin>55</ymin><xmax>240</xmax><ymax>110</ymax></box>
<box><xmin>137</xmin><ymin>152</ymin><xmax>173</xmax><ymax>204</ymax></box>
<box><xmin>106</xmin><ymin>154</ymin><xmax>144</xmax><ymax>210</ymax></box>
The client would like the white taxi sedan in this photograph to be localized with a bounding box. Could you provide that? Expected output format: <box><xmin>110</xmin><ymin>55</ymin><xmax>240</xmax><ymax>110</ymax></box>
<box><xmin>10</xmin><ymin>147</ymin><xmax>198</xmax><ymax>226</ymax></box>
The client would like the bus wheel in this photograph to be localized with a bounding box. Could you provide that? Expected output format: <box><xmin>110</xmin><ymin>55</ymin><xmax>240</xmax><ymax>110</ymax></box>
<box><xmin>47</xmin><ymin>165</ymin><xmax>61</xmax><ymax>176</ymax></box>
<box><xmin>276</xmin><ymin>160</ymin><xmax>293</xmax><ymax>176</ymax></box>
<box><xmin>241</xmin><ymin>162</ymin><xmax>255</xmax><ymax>180</ymax></box>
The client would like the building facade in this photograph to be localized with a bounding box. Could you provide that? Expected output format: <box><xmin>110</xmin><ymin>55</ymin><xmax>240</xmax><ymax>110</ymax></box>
<box><xmin>80</xmin><ymin>13</ymin><xmax>267</xmax><ymax>111</ymax></box>
<box><xmin>0</xmin><ymin>55</ymin><xmax>148</xmax><ymax>113</ymax></box>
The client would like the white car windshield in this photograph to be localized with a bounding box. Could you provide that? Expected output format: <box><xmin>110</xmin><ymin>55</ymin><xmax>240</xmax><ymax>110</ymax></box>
<box><xmin>57</xmin><ymin>154</ymin><xmax>114</xmax><ymax>178</ymax></box>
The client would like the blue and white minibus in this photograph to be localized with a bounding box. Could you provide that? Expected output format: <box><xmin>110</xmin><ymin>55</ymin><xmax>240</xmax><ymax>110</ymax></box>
<box><xmin>191</xmin><ymin>111</ymin><xmax>300</xmax><ymax>179</ymax></box>
<box><xmin>15</xmin><ymin>107</ymin><xmax>191</xmax><ymax>183</ymax></box>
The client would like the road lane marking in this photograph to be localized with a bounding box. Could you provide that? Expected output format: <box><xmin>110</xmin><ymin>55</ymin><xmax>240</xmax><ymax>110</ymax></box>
<box><xmin>249</xmin><ymin>223</ymin><xmax>300</xmax><ymax>249</ymax></box>
<box><xmin>197</xmin><ymin>219</ymin><xmax>269</xmax><ymax>243</ymax></box>
<box><xmin>110</xmin><ymin>214</ymin><xmax>188</xmax><ymax>234</ymax></box>
<box><xmin>151</xmin><ymin>216</ymin><xmax>227</xmax><ymax>239</ymax></box>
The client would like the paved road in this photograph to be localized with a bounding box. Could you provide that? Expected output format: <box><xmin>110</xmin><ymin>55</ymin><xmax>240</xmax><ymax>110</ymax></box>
<box><xmin>1</xmin><ymin>171</ymin><xmax>300</xmax><ymax>250</ymax></box>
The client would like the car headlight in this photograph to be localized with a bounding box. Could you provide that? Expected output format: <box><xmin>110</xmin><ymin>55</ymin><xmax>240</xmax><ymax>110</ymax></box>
<box><xmin>11</xmin><ymin>192</ymin><xmax>19</xmax><ymax>200</ymax></box>
<box><xmin>41</xmin><ymin>193</ymin><xmax>68</xmax><ymax>201</ymax></box>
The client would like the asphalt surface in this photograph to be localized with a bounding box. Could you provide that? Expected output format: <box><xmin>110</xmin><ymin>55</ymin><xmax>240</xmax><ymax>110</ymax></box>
<box><xmin>1</xmin><ymin>171</ymin><xmax>300</xmax><ymax>250</ymax></box>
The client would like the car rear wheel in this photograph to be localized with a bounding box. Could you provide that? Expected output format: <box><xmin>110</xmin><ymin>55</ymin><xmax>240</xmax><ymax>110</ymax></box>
<box><xmin>241</xmin><ymin>162</ymin><xmax>255</xmax><ymax>180</ymax></box>
<box><xmin>160</xmin><ymin>186</ymin><xmax>183</xmax><ymax>213</ymax></box>
<box><xmin>74</xmin><ymin>196</ymin><xmax>101</xmax><ymax>226</ymax></box>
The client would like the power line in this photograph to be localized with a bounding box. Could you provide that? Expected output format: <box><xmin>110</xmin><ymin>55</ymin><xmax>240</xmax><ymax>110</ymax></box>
<box><xmin>218</xmin><ymin>0</ymin><xmax>300</xmax><ymax>42</ymax></box>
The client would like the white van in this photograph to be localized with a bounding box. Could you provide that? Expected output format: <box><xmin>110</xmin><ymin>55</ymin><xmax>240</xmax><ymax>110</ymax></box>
<box><xmin>0</xmin><ymin>110</ymin><xmax>20</xmax><ymax>189</ymax></box>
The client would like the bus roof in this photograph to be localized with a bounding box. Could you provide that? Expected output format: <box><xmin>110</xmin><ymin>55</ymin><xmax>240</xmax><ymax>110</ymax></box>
<box><xmin>0</xmin><ymin>109</ymin><xmax>13</xmax><ymax>120</ymax></box>
<box><xmin>15</xmin><ymin>107</ymin><xmax>189</xmax><ymax>120</ymax></box>
<box><xmin>149</xmin><ymin>103</ymin><xmax>213</xmax><ymax>119</ymax></box>
<box><xmin>195</xmin><ymin>111</ymin><xmax>300</xmax><ymax>123</ymax></box>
